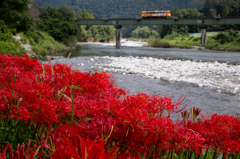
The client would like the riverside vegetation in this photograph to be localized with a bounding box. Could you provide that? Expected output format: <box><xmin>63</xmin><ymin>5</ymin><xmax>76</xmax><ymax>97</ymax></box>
<box><xmin>0</xmin><ymin>0</ymin><xmax>68</xmax><ymax>57</ymax></box>
<box><xmin>130</xmin><ymin>29</ymin><xmax>240</xmax><ymax>51</ymax></box>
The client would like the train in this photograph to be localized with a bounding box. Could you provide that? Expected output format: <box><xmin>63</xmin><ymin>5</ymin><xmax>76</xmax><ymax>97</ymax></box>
<box><xmin>141</xmin><ymin>10</ymin><xmax>171</xmax><ymax>18</ymax></box>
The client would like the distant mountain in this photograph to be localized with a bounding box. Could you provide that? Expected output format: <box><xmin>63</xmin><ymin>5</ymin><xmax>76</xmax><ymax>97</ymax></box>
<box><xmin>33</xmin><ymin>0</ymin><xmax>204</xmax><ymax>19</ymax></box>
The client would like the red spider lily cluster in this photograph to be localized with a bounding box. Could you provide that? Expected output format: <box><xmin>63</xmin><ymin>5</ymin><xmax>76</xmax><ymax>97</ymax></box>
<box><xmin>0</xmin><ymin>54</ymin><xmax>240</xmax><ymax>159</ymax></box>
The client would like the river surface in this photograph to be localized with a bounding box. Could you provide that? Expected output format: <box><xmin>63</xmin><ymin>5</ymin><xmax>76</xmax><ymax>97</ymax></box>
<box><xmin>47</xmin><ymin>40</ymin><xmax>240</xmax><ymax>116</ymax></box>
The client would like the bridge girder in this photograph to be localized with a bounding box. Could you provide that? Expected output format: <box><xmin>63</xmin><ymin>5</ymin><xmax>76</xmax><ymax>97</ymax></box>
<box><xmin>76</xmin><ymin>17</ymin><xmax>240</xmax><ymax>26</ymax></box>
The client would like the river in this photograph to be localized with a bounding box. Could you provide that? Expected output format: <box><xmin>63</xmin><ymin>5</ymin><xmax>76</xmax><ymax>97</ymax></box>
<box><xmin>47</xmin><ymin>40</ymin><xmax>240</xmax><ymax>116</ymax></box>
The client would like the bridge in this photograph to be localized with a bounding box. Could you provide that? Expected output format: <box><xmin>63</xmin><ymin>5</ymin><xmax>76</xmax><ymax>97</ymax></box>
<box><xmin>76</xmin><ymin>17</ymin><xmax>240</xmax><ymax>48</ymax></box>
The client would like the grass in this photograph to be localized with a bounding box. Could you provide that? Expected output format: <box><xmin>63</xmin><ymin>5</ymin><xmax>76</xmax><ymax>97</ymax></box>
<box><xmin>18</xmin><ymin>31</ymin><xmax>67</xmax><ymax>56</ymax></box>
<box><xmin>0</xmin><ymin>41</ymin><xmax>26</xmax><ymax>55</ymax></box>
<box><xmin>0</xmin><ymin>29</ymin><xmax>26</xmax><ymax>55</ymax></box>
<box><xmin>130</xmin><ymin>32</ymin><xmax>240</xmax><ymax>51</ymax></box>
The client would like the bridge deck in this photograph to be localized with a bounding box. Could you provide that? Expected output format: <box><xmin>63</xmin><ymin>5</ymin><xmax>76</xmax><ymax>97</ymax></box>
<box><xmin>76</xmin><ymin>17</ymin><xmax>240</xmax><ymax>25</ymax></box>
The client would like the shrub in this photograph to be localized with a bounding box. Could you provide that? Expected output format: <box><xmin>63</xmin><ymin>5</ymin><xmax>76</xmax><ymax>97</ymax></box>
<box><xmin>32</xmin><ymin>45</ymin><xmax>48</xmax><ymax>55</ymax></box>
<box><xmin>164</xmin><ymin>31</ymin><xmax>180</xmax><ymax>40</ymax></box>
<box><xmin>188</xmin><ymin>36</ymin><xmax>194</xmax><ymax>40</ymax></box>
<box><xmin>213</xmin><ymin>29</ymin><xmax>238</xmax><ymax>44</ymax></box>
<box><xmin>162</xmin><ymin>42</ymin><xmax>171</xmax><ymax>48</ymax></box>
<box><xmin>237</xmin><ymin>38</ymin><xmax>240</xmax><ymax>43</ymax></box>
<box><xmin>149</xmin><ymin>39</ymin><xmax>171</xmax><ymax>48</ymax></box>
<box><xmin>149</xmin><ymin>39</ymin><xmax>162</xmax><ymax>47</ymax></box>
<box><xmin>193</xmin><ymin>37</ymin><xmax>201</xmax><ymax>42</ymax></box>
<box><xmin>181</xmin><ymin>38</ymin><xmax>186</xmax><ymax>41</ymax></box>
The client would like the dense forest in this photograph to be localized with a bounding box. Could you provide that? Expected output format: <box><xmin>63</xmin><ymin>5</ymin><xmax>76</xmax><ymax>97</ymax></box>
<box><xmin>38</xmin><ymin>5</ymin><xmax>116</xmax><ymax>44</ymax></box>
<box><xmin>33</xmin><ymin>0</ymin><xmax>204</xmax><ymax>19</ymax></box>
<box><xmin>0</xmin><ymin>0</ymin><xmax>116</xmax><ymax>56</ymax></box>
<box><xmin>33</xmin><ymin>0</ymin><xmax>240</xmax><ymax>38</ymax></box>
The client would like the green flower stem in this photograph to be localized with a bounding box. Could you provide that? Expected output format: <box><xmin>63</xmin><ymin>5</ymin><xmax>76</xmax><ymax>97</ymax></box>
<box><xmin>188</xmin><ymin>150</ymin><xmax>193</xmax><ymax>159</ymax></box>
<box><xmin>170</xmin><ymin>150</ymin><xmax>173</xmax><ymax>159</ymax></box>
<box><xmin>71</xmin><ymin>88</ymin><xmax>75</xmax><ymax>130</ymax></box>
<box><xmin>212</xmin><ymin>149</ymin><xmax>217</xmax><ymax>159</ymax></box>
<box><xmin>153</xmin><ymin>133</ymin><xmax>160</xmax><ymax>159</ymax></box>
<box><xmin>62</xmin><ymin>53</ymin><xmax>71</xmax><ymax>75</ymax></box>
<box><xmin>1</xmin><ymin>72</ymin><xmax>16</xmax><ymax>149</ymax></box>
<box><xmin>203</xmin><ymin>149</ymin><xmax>209</xmax><ymax>159</ymax></box>
<box><xmin>184</xmin><ymin>149</ymin><xmax>189</xmax><ymax>159</ymax></box>
<box><xmin>33</xmin><ymin>123</ymin><xmax>40</xmax><ymax>140</ymax></box>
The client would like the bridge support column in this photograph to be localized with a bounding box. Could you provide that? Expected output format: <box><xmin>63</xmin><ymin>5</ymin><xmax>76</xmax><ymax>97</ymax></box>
<box><xmin>115</xmin><ymin>25</ymin><xmax>122</xmax><ymax>48</ymax></box>
<box><xmin>200</xmin><ymin>25</ymin><xmax>207</xmax><ymax>45</ymax></box>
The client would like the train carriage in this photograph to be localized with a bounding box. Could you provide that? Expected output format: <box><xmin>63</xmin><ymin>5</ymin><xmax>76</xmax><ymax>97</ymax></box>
<box><xmin>141</xmin><ymin>10</ymin><xmax>171</xmax><ymax>18</ymax></box>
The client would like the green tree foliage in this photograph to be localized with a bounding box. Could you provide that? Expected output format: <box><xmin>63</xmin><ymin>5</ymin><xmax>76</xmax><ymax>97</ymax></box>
<box><xmin>37</xmin><ymin>5</ymin><xmax>116</xmax><ymax>44</ymax></box>
<box><xmin>131</xmin><ymin>26</ymin><xmax>159</xmax><ymax>39</ymax></box>
<box><xmin>198</xmin><ymin>0</ymin><xmax>240</xmax><ymax>31</ymax></box>
<box><xmin>157</xmin><ymin>8</ymin><xmax>203</xmax><ymax>38</ymax></box>
<box><xmin>171</xmin><ymin>8</ymin><xmax>204</xmax><ymax>18</ymax></box>
<box><xmin>212</xmin><ymin>29</ymin><xmax>239</xmax><ymax>44</ymax></box>
<box><xmin>58</xmin><ymin>4</ymin><xmax>76</xmax><ymax>19</ymax></box>
<box><xmin>33</xmin><ymin>0</ymin><xmax>204</xmax><ymax>37</ymax></box>
<box><xmin>198</xmin><ymin>0</ymin><xmax>240</xmax><ymax>17</ymax></box>
<box><xmin>34</xmin><ymin>0</ymin><xmax>204</xmax><ymax>19</ymax></box>
<box><xmin>0</xmin><ymin>0</ymin><xmax>34</xmax><ymax>33</ymax></box>
<box><xmin>37</xmin><ymin>6</ymin><xmax>79</xmax><ymax>45</ymax></box>
<box><xmin>77</xmin><ymin>9</ymin><xmax>94</xmax><ymax>19</ymax></box>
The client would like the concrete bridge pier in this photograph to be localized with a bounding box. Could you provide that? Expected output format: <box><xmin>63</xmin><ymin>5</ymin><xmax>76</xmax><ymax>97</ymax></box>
<box><xmin>115</xmin><ymin>25</ymin><xmax>122</xmax><ymax>48</ymax></box>
<box><xmin>200</xmin><ymin>25</ymin><xmax>208</xmax><ymax>45</ymax></box>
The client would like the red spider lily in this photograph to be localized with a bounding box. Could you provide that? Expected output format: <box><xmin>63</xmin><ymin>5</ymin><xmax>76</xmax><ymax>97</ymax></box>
<box><xmin>181</xmin><ymin>110</ymin><xmax>190</xmax><ymax>122</ymax></box>
<box><xmin>2</xmin><ymin>54</ymin><xmax>240</xmax><ymax>158</ymax></box>
<box><xmin>41</xmin><ymin>133</ymin><xmax>118</xmax><ymax>159</ymax></box>
<box><xmin>172</xmin><ymin>127</ymin><xmax>205</xmax><ymax>155</ymax></box>
<box><xmin>190</xmin><ymin>106</ymin><xmax>201</xmax><ymax>121</ymax></box>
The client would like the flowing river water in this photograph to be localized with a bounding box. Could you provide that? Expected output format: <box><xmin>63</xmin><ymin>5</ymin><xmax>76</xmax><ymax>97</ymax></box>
<box><xmin>47</xmin><ymin>40</ymin><xmax>240</xmax><ymax>116</ymax></box>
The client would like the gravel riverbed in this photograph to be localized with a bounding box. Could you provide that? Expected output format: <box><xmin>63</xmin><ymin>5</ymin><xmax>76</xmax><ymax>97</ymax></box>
<box><xmin>95</xmin><ymin>56</ymin><xmax>240</xmax><ymax>95</ymax></box>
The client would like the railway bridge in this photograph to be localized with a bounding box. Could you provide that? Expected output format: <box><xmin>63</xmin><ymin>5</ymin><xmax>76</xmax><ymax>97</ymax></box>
<box><xmin>76</xmin><ymin>17</ymin><xmax>240</xmax><ymax>48</ymax></box>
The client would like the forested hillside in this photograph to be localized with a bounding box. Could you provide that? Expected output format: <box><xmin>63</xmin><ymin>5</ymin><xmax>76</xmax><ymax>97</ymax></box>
<box><xmin>33</xmin><ymin>0</ymin><xmax>204</xmax><ymax>18</ymax></box>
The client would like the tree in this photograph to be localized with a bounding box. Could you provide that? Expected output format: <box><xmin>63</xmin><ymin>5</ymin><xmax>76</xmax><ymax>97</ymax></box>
<box><xmin>131</xmin><ymin>26</ymin><xmax>159</xmax><ymax>39</ymax></box>
<box><xmin>199</xmin><ymin>0</ymin><xmax>240</xmax><ymax>16</ymax></box>
<box><xmin>58</xmin><ymin>4</ymin><xmax>76</xmax><ymax>19</ymax></box>
<box><xmin>28</xmin><ymin>1</ymin><xmax>41</xmax><ymax>22</ymax></box>
<box><xmin>38</xmin><ymin>6</ymin><xmax>79</xmax><ymax>44</ymax></box>
<box><xmin>0</xmin><ymin>0</ymin><xmax>34</xmax><ymax>33</ymax></box>
<box><xmin>209</xmin><ymin>8</ymin><xmax>217</xmax><ymax>17</ymax></box>
<box><xmin>158</xmin><ymin>8</ymin><xmax>203</xmax><ymax>38</ymax></box>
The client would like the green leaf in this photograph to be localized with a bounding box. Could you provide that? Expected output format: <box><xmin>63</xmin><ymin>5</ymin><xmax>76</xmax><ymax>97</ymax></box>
<box><xmin>63</xmin><ymin>94</ymin><xmax>72</xmax><ymax>102</ymax></box>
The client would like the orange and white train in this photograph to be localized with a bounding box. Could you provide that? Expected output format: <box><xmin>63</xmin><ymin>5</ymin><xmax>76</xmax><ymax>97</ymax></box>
<box><xmin>141</xmin><ymin>10</ymin><xmax>171</xmax><ymax>18</ymax></box>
